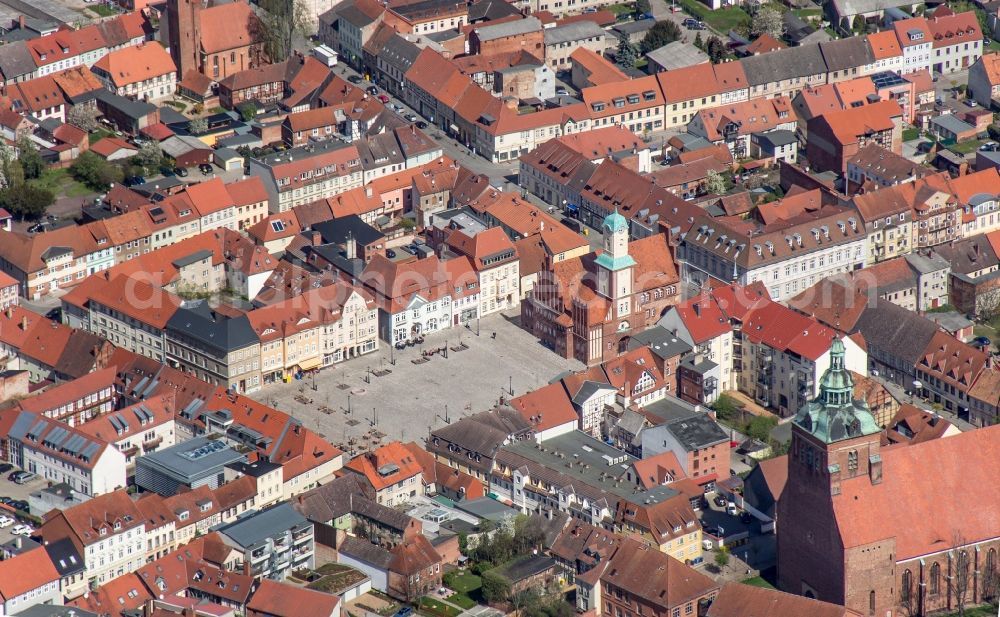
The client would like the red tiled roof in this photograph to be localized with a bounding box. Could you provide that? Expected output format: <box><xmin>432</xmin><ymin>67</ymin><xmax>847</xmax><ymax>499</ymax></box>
<box><xmin>92</xmin><ymin>43</ymin><xmax>176</xmax><ymax>88</ymax></box>
<box><xmin>198</xmin><ymin>1</ymin><xmax>258</xmax><ymax>54</ymax></box>
<box><xmin>346</xmin><ymin>441</ymin><xmax>424</xmax><ymax>492</ymax></box>
<box><xmin>248</xmin><ymin>579</ymin><xmax>340</xmax><ymax>617</ymax></box>
<box><xmin>0</xmin><ymin>547</ymin><xmax>60</xmax><ymax>602</ymax></box>
<box><xmin>510</xmin><ymin>382</ymin><xmax>579</xmax><ymax>433</ymax></box>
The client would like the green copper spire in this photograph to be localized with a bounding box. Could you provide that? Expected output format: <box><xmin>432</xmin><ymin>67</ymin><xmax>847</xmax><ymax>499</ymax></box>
<box><xmin>793</xmin><ymin>337</ymin><xmax>880</xmax><ymax>444</ymax></box>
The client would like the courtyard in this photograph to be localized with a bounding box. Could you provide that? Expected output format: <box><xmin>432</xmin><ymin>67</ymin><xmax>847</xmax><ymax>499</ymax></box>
<box><xmin>249</xmin><ymin>312</ymin><xmax>583</xmax><ymax>457</ymax></box>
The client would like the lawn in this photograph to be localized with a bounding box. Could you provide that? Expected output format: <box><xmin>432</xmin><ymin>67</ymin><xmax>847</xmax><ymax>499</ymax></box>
<box><xmin>418</xmin><ymin>597</ymin><xmax>462</xmax><ymax>617</ymax></box>
<box><xmin>937</xmin><ymin>604</ymin><xmax>999</xmax><ymax>617</ymax></box>
<box><xmin>32</xmin><ymin>168</ymin><xmax>93</xmax><ymax>199</ymax></box>
<box><xmin>676</xmin><ymin>0</ymin><xmax>749</xmax><ymax>31</ymax></box>
<box><xmin>991</xmin><ymin>39</ymin><xmax>1000</xmax><ymax>52</ymax></box>
<box><xmin>947</xmin><ymin>139</ymin><xmax>984</xmax><ymax>155</ymax></box>
<box><xmin>88</xmin><ymin>3</ymin><xmax>119</xmax><ymax>16</ymax></box>
<box><xmin>792</xmin><ymin>7</ymin><xmax>821</xmax><ymax>17</ymax></box>
<box><xmin>606</xmin><ymin>3</ymin><xmax>634</xmax><ymax>16</ymax></box>
<box><xmin>902</xmin><ymin>127</ymin><xmax>921</xmax><ymax>142</ymax></box>
<box><xmin>444</xmin><ymin>570</ymin><xmax>481</xmax><ymax>608</ymax></box>
<box><xmin>445</xmin><ymin>572</ymin><xmax>481</xmax><ymax>594</ymax></box>
<box><xmin>741</xmin><ymin>576</ymin><xmax>776</xmax><ymax>590</ymax></box>
<box><xmin>89</xmin><ymin>128</ymin><xmax>114</xmax><ymax>145</ymax></box>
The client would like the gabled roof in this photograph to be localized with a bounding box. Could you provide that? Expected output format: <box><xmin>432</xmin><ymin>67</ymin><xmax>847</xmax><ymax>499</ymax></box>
<box><xmin>707</xmin><ymin>582</ymin><xmax>861</xmax><ymax>617</ymax></box>
<box><xmin>92</xmin><ymin>43</ymin><xmax>176</xmax><ymax>88</ymax></box>
<box><xmin>248</xmin><ymin>579</ymin><xmax>340</xmax><ymax>617</ymax></box>
<box><xmin>198</xmin><ymin>1</ymin><xmax>259</xmax><ymax>54</ymax></box>
<box><xmin>509</xmin><ymin>382</ymin><xmax>579</xmax><ymax>433</ymax></box>
<box><xmin>345</xmin><ymin>441</ymin><xmax>424</xmax><ymax>491</ymax></box>
<box><xmin>600</xmin><ymin>538</ymin><xmax>718</xmax><ymax>607</ymax></box>
<box><xmin>0</xmin><ymin>547</ymin><xmax>60</xmax><ymax>602</ymax></box>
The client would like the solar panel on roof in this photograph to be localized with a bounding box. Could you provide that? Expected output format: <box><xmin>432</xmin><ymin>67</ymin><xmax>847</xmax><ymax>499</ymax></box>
<box><xmin>28</xmin><ymin>418</ymin><xmax>49</xmax><ymax>437</ymax></box>
<box><xmin>116</xmin><ymin>413</ymin><xmax>129</xmax><ymax>429</ymax></box>
<box><xmin>48</xmin><ymin>426</ymin><xmax>70</xmax><ymax>447</ymax></box>
<box><xmin>141</xmin><ymin>378</ymin><xmax>159</xmax><ymax>398</ymax></box>
<box><xmin>82</xmin><ymin>442</ymin><xmax>100</xmax><ymax>459</ymax></box>
<box><xmin>67</xmin><ymin>434</ymin><xmax>88</xmax><ymax>454</ymax></box>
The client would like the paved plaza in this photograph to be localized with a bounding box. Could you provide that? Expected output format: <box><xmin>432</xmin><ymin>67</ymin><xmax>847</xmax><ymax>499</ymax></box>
<box><xmin>250</xmin><ymin>312</ymin><xmax>583</xmax><ymax>457</ymax></box>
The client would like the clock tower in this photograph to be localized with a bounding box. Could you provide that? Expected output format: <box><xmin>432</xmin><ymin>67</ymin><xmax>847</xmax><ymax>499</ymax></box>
<box><xmin>594</xmin><ymin>209</ymin><xmax>636</xmax><ymax>319</ymax></box>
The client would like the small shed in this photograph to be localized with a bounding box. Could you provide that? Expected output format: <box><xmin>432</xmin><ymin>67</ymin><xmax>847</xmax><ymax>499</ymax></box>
<box><xmin>214</xmin><ymin>147</ymin><xmax>244</xmax><ymax>171</ymax></box>
<box><xmin>90</xmin><ymin>136</ymin><xmax>138</xmax><ymax>161</ymax></box>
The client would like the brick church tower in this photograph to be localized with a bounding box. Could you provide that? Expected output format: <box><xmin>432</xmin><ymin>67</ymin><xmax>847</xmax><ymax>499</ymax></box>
<box><xmin>777</xmin><ymin>338</ymin><xmax>894</xmax><ymax>612</ymax></box>
<box><xmin>166</xmin><ymin>0</ymin><xmax>202</xmax><ymax>78</ymax></box>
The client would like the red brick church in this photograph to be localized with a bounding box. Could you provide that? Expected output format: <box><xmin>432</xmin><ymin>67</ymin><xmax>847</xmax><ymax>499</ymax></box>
<box><xmin>778</xmin><ymin>338</ymin><xmax>1000</xmax><ymax>616</ymax></box>
<box><xmin>522</xmin><ymin>210</ymin><xmax>680</xmax><ymax>365</ymax></box>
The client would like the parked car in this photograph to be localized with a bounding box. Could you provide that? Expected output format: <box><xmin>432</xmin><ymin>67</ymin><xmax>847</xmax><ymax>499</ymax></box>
<box><xmin>394</xmin><ymin>608</ymin><xmax>413</xmax><ymax>617</ymax></box>
<box><xmin>11</xmin><ymin>525</ymin><xmax>32</xmax><ymax>536</ymax></box>
<box><xmin>175</xmin><ymin>167</ymin><xmax>189</xmax><ymax>177</ymax></box>
<box><xmin>12</xmin><ymin>471</ymin><xmax>35</xmax><ymax>484</ymax></box>
<box><xmin>416</xmin><ymin>121</ymin><xmax>428</xmax><ymax>129</ymax></box>
<box><xmin>378</xmin><ymin>94</ymin><xmax>390</xmax><ymax>103</ymax></box>
<box><xmin>26</xmin><ymin>223</ymin><xmax>45</xmax><ymax>233</ymax></box>
<box><xmin>713</xmin><ymin>494</ymin><xmax>727</xmax><ymax>507</ymax></box>
<box><xmin>0</xmin><ymin>463</ymin><xmax>12</xmax><ymax>473</ymax></box>
<box><xmin>390</xmin><ymin>103</ymin><xmax>403</xmax><ymax>112</ymax></box>
<box><xmin>0</xmin><ymin>516</ymin><xmax>13</xmax><ymax>528</ymax></box>
<box><xmin>726</xmin><ymin>504</ymin><xmax>738</xmax><ymax>516</ymax></box>
<box><xmin>556</xmin><ymin>86</ymin><xmax>568</xmax><ymax>95</ymax></box>
<box><xmin>386</xmin><ymin>249</ymin><xmax>396</xmax><ymax>258</ymax></box>
<box><xmin>367</xmin><ymin>86</ymin><xmax>378</xmax><ymax>96</ymax></box>
<box><xmin>9</xmin><ymin>500</ymin><xmax>28</xmax><ymax>511</ymax></box>
<box><xmin>703</xmin><ymin>526</ymin><xmax>720</xmax><ymax>537</ymax></box>
<box><xmin>406</xmin><ymin>114</ymin><xmax>418</xmax><ymax>123</ymax></box>
<box><xmin>124</xmin><ymin>175</ymin><xmax>145</xmax><ymax>187</ymax></box>
<box><xmin>45</xmin><ymin>308</ymin><xmax>61</xmax><ymax>321</ymax></box>
<box><xmin>348</xmin><ymin>75</ymin><xmax>362</xmax><ymax>84</ymax></box>
<box><xmin>199</xmin><ymin>163</ymin><xmax>214</xmax><ymax>175</ymax></box>
<box><xmin>160</xmin><ymin>166</ymin><xmax>176</xmax><ymax>177</ymax></box>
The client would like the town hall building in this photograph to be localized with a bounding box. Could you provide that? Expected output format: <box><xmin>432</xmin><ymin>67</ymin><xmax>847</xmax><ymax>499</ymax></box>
<box><xmin>521</xmin><ymin>210</ymin><xmax>680</xmax><ymax>365</ymax></box>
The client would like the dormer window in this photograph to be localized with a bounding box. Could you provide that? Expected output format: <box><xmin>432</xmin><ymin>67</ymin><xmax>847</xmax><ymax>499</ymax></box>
<box><xmin>114</xmin><ymin>521</ymin><xmax>121</xmax><ymax>530</ymax></box>
<box><xmin>99</xmin><ymin>527</ymin><xmax>107</xmax><ymax>536</ymax></box>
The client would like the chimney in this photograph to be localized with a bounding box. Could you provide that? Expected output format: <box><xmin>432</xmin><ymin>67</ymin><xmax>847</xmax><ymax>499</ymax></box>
<box><xmin>692</xmin><ymin>302</ymin><xmax>700</xmax><ymax>317</ymax></box>
<box><xmin>20</xmin><ymin>316</ymin><xmax>28</xmax><ymax>330</ymax></box>
<box><xmin>345</xmin><ymin>233</ymin><xmax>357</xmax><ymax>260</ymax></box>
<box><xmin>14</xmin><ymin>537</ymin><xmax>21</xmax><ymax>549</ymax></box>
<box><xmin>18</xmin><ymin>14</ymin><xmax>24</xmax><ymax>29</ymax></box>
<box><xmin>311</xmin><ymin>231</ymin><xmax>322</xmax><ymax>246</ymax></box>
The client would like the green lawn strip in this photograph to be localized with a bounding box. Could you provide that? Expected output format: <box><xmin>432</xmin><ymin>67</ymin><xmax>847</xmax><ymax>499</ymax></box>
<box><xmin>418</xmin><ymin>597</ymin><xmax>462</xmax><ymax>617</ymax></box>
<box><xmin>741</xmin><ymin>576</ymin><xmax>776</xmax><ymax>589</ymax></box>
<box><xmin>947</xmin><ymin>139</ymin><xmax>983</xmax><ymax>155</ymax></box>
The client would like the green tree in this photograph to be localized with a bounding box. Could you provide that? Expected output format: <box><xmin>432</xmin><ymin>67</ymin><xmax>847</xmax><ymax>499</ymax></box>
<box><xmin>635</xmin><ymin>0</ymin><xmax>651</xmax><ymax>15</ymax></box>
<box><xmin>714</xmin><ymin>546</ymin><xmax>730</xmax><ymax>570</ymax></box>
<box><xmin>237</xmin><ymin>101</ymin><xmax>258</xmax><ymax>122</ymax></box>
<box><xmin>640</xmin><ymin>20</ymin><xmax>682</xmax><ymax>54</ymax></box>
<box><xmin>255</xmin><ymin>0</ymin><xmax>310</xmax><ymax>62</ymax></box>
<box><xmin>17</xmin><ymin>137</ymin><xmax>44</xmax><ymax>180</ymax></box>
<box><xmin>746</xmin><ymin>415</ymin><xmax>778</xmax><ymax>442</ymax></box>
<box><xmin>188</xmin><ymin>117</ymin><xmax>209</xmax><ymax>135</ymax></box>
<box><xmin>694</xmin><ymin>31</ymin><xmax>704</xmax><ymax>49</ymax></box>
<box><xmin>705</xmin><ymin>169</ymin><xmax>727</xmax><ymax>195</ymax></box>
<box><xmin>707</xmin><ymin>36</ymin><xmax>727</xmax><ymax>63</ymax></box>
<box><xmin>0</xmin><ymin>143</ymin><xmax>24</xmax><ymax>189</ymax></box>
<box><xmin>70</xmin><ymin>151</ymin><xmax>124</xmax><ymax>191</ymax></box>
<box><xmin>711</xmin><ymin>393</ymin><xmax>742</xmax><ymax>423</ymax></box>
<box><xmin>616</xmin><ymin>34</ymin><xmax>639</xmax><ymax>69</ymax></box>
<box><xmin>481</xmin><ymin>570</ymin><xmax>511</xmax><ymax>603</ymax></box>
<box><xmin>0</xmin><ymin>183</ymin><xmax>54</xmax><ymax>219</ymax></box>
<box><xmin>67</xmin><ymin>105</ymin><xmax>100</xmax><ymax>132</ymax></box>
<box><xmin>852</xmin><ymin>14</ymin><xmax>865</xmax><ymax>33</ymax></box>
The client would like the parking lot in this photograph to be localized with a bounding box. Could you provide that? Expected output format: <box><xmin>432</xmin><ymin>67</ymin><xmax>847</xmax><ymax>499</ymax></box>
<box><xmin>250</xmin><ymin>312</ymin><xmax>582</xmax><ymax>457</ymax></box>
<box><xmin>0</xmin><ymin>472</ymin><xmax>47</xmax><ymax>545</ymax></box>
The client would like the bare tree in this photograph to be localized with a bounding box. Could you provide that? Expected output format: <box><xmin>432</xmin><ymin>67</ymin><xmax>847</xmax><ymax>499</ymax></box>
<box><xmin>253</xmin><ymin>0</ymin><xmax>309</xmax><ymax>63</ymax></box>
<box><xmin>948</xmin><ymin>535</ymin><xmax>972</xmax><ymax>617</ymax></box>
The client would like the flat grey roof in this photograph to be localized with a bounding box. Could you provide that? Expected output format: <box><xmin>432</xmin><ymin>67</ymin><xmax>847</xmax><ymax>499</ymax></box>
<box><xmin>454</xmin><ymin>497</ymin><xmax>520</xmax><ymax>522</ymax></box>
<box><xmin>543</xmin><ymin>21</ymin><xmax>606</xmax><ymax>46</ymax></box>
<box><xmin>218</xmin><ymin>503</ymin><xmax>308</xmax><ymax>547</ymax></box>
<box><xmin>137</xmin><ymin>436</ymin><xmax>246</xmax><ymax>482</ymax></box>
<box><xmin>931</xmin><ymin>113</ymin><xmax>975</xmax><ymax>135</ymax></box>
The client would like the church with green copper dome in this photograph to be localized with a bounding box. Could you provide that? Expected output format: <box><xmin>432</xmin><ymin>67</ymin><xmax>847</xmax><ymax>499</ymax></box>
<box><xmin>793</xmin><ymin>337</ymin><xmax>880</xmax><ymax>444</ymax></box>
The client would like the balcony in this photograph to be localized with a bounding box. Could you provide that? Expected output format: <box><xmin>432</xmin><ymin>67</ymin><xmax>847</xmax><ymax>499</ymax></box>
<box><xmin>293</xmin><ymin>531</ymin><xmax>312</xmax><ymax>544</ymax></box>
<box><xmin>143</xmin><ymin>436</ymin><xmax>162</xmax><ymax>451</ymax></box>
<box><xmin>273</xmin><ymin>542</ymin><xmax>290</xmax><ymax>554</ymax></box>
<box><xmin>250</xmin><ymin>551</ymin><xmax>268</xmax><ymax>564</ymax></box>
